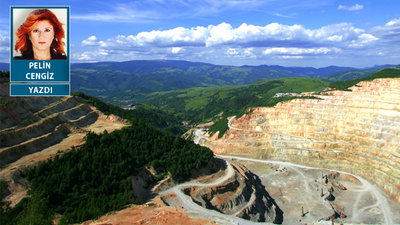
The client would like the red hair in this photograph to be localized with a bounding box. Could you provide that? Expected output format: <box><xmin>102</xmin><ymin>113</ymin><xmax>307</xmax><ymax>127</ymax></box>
<box><xmin>14</xmin><ymin>9</ymin><xmax>66</xmax><ymax>56</ymax></box>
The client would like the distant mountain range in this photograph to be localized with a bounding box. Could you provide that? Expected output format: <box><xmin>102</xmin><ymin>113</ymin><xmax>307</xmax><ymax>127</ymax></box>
<box><xmin>70</xmin><ymin>60</ymin><xmax>399</xmax><ymax>100</ymax></box>
<box><xmin>320</xmin><ymin>64</ymin><xmax>400</xmax><ymax>82</ymax></box>
<box><xmin>71</xmin><ymin>59</ymin><xmax>360</xmax><ymax>77</ymax></box>
<box><xmin>240</xmin><ymin>64</ymin><xmax>357</xmax><ymax>76</ymax></box>
<box><xmin>1</xmin><ymin>60</ymin><xmax>398</xmax><ymax>102</ymax></box>
<box><xmin>69</xmin><ymin>60</ymin><xmax>356</xmax><ymax>101</ymax></box>
<box><xmin>1</xmin><ymin>60</ymin><xmax>396</xmax><ymax>79</ymax></box>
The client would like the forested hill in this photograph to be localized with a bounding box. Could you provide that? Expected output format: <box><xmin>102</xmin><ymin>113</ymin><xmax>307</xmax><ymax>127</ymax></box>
<box><xmin>0</xmin><ymin>93</ymin><xmax>214</xmax><ymax>224</ymax></box>
<box><xmin>142</xmin><ymin>77</ymin><xmax>329</xmax><ymax>124</ymax></box>
<box><xmin>328</xmin><ymin>68</ymin><xmax>400</xmax><ymax>91</ymax></box>
<box><xmin>70</xmin><ymin>60</ymin><xmax>357</xmax><ymax>102</ymax></box>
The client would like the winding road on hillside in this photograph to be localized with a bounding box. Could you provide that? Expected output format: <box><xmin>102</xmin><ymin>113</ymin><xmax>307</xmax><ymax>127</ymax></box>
<box><xmin>190</xmin><ymin>121</ymin><xmax>394</xmax><ymax>225</ymax></box>
<box><xmin>161</xmin><ymin>158</ymin><xmax>269</xmax><ymax>225</ymax></box>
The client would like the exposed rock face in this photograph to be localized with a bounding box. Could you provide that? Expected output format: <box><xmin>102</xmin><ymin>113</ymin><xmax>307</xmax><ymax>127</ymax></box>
<box><xmin>132</xmin><ymin>167</ymin><xmax>156</xmax><ymax>203</ymax></box>
<box><xmin>0</xmin><ymin>96</ymin><xmax>99</xmax><ymax>165</ymax></box>
<box><xmin>203</xmin><ymin>78</ymin><xmax>400</xmax><ymax>204</ymax></box>
<box><xmin>183</xmin><ymin>161</ymin><xmax>283</xmax><ymax>223</ymax></box>
<box><xmin>190</xmin><ymin>157</ymin><xmax>220</xmax><ymax>179</ymax></box>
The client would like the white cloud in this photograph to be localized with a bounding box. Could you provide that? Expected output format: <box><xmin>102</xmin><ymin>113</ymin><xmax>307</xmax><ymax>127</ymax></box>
<box><xmin>227</xmin><ymin>48</ymin><xmax>239</xmax><ymax>55</ymax></box>
<box><xmin>369</xmin><ymin>18</ymin><xmax>400</xmax><ymax>44</ymax></box>
<box><xmin>81</xmin><ymin>36</ymin><xmax>102</xmax><ymax>46</ymax></box>
<box><xmin>338</xmin><ymin>4</ymin><xmax>364</xmax><ymax>11</ymax></box>
<box><xmin>327</xmin><ymin>35</ymin><xmax>342</xmax><ymax>42</ymax></box>
<box><xmin>272</xmin><ymin>12</ymin><xmax>295</xmax><ymax>18</ymax></box>
<box><xmin>262</xmin><ymin>47</ymin><xmax>340</xmax><ymax>55</ymax></box>
<box><xmin>348</xmin><ymin>34</ymin><xmax>379</xmax><ymax>48</ymax></box>
<box><xmin>0</xmin><ymin>34</ymin><xmax>10</xmax><ymax>60</ymax></box>
<box><xmin>281</xmin><ymin>55</ymin><xmax>303</xmax><ymax>59</ymax></box>
<box><xmin>0</xmin><ymin>33</ymin><xmax>9</xmax><ymax>47</ymax></box>
<box><xmin>71</xmin><ymin>49</ymin><xmax>111</xmax><ymax>62</ymax></box>
<box><xmin>171</xmin><ymin>47</ymin><xmax>183</xmax><ymax>54</ymax></box>
<box><xmin>225</xmin><ymin>47</ymin><xmax>257</xmax><ymax>59</ymax></box>
<box><xmin>0</xmin><ymin>47</ymin><xmax>9</xmax><ymax>54</ymax></box>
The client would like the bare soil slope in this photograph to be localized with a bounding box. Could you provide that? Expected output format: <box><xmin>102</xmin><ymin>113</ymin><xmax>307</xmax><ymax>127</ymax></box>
<box><xmin>80</xmin><ymin>196</ymin><xmax>217</xmax><ymax>225</ymax></box>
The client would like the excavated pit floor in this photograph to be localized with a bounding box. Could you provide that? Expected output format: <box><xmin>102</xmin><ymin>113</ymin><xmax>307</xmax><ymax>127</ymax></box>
<box><xmin>160</xmin><ymin>155</ymin><xmax>400</xmax><ymax>224</ymax></box>
<box><xmin>236</xmin><ymin>159</ymin><xmax>400</xmax><ymax>225</ymax></box>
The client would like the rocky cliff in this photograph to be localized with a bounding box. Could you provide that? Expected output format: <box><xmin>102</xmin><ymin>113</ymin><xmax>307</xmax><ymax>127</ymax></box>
<box><xmin>202</xmin><ymin>78</ymin><xmax>400</xmax><ymax>204</ymax></box>
<box><xmin>183</xmin><ymin>161</ymin><xmax>283</xmax><ymax>223</ymax></box>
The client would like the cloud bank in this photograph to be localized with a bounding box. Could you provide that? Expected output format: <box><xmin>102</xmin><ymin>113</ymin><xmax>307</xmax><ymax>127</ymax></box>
<box><xmin>74</xmin><ymin>18</ymin><xmax>400</xmax><ymax>67</ymax></box>
<box><xmin>82</xmin><ymin>21</ymin><xmax>376</xmax><ymax>50</ymax></box>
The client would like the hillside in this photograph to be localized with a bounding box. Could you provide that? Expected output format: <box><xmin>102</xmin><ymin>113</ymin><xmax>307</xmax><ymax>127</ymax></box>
<box><xmin>0</xmin><ymin>84</ymin><xmax>214</xmax><ymax>224</ymax></box>
<box><xmin>142</xmin><ymin>77</ymin><xmax>328</xmax><ymax>124</ymax></box>
<box><xmin>319</xmin><ymin>64</ymin><xmax>400</xmax><ymax>82</ymax></box>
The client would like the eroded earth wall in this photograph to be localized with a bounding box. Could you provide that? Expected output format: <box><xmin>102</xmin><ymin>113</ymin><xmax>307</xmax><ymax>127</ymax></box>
<box><xmin>183</xmin><ymin>161</ymin><xmax>283</xmax><ymax>223</ymax></box>
<box><xmin>0</xmin><ymin>96</ymin><xmax>99</xmax><ymax>165</ymax></box>
<box><xmin>204</xmin><ymin>78</ymin><xmax>400</xmax><ymax>203</ymax></box>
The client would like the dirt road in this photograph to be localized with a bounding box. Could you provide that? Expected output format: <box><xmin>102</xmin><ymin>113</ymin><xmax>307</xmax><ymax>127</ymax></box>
<box><xmin>217</xmin><ymin>154</ymin><xmax>394</xmax><ymax>225</ymax></box>
<box><xmin>161</xmin><ymin>158</ymin><xmax>272</xmax><ymax>225</ymax></box>
<box><xmin>192</xmin><ymin>123</ymin><xmax>395</xmax><ymax>224</ymax></box>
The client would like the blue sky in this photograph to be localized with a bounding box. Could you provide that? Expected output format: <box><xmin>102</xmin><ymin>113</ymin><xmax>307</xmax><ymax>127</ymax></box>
<box><xmin>1</xmin><ymin>0</ymin><xmax>399</xmax><ymax>68</ymax></box>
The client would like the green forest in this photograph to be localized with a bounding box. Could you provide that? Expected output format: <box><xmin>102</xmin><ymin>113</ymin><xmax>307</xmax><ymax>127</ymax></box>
<box><xmin>143</xmin><ymin>77</ymin><xmax>328</xmax><ymax>124</ymax></box>
<box><xmin>0</xmin><ymin>70</ymin><xmax>9</xmax><ymax>77</ymax></box>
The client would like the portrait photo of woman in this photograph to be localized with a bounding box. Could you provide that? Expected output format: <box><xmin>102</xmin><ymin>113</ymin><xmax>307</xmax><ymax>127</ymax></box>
<box><xmin>13</xmin><ymin>8</ymin><xmax>67</xmax><ymax>60</ymax></box>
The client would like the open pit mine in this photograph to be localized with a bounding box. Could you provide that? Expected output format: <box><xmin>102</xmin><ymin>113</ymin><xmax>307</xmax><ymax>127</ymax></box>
<box><xmin>195</xmin><ymin>78</ymin><xmax>400</xmax><ymax>224</ymax></box>
<box><xmin>183</xmin><ymin>160</ymin><xmax>283</xmax><ymax>223</ymax></box>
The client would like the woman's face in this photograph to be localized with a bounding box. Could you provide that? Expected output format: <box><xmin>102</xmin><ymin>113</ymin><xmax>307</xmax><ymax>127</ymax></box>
<box><xmin>29</xmin><ymin>20</ymin><xmax>54</xmax><ymax>53</ymax></box>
